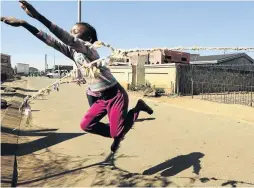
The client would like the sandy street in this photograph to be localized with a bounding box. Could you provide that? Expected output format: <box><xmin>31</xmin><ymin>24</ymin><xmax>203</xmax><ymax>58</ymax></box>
<box><xmin>15</xmin><ymin>77</ymin><xmax>254</xmax><ymax>187</ymax></box>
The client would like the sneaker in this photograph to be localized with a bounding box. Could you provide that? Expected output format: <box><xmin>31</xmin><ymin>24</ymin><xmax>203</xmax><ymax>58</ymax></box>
<box><xmin>111</xmin><ymin>137</ymin><xmax>123</xmax><ymax>153</ymax></box>
<box><xmin>135</xmin><ymin>99</ymin><xmax>153</xmax><ymax>115</ymax></box>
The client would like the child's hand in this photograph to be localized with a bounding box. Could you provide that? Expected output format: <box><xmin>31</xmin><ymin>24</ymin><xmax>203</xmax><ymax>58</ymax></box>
<box><xmin>19</xmin><ymin>0</ymin><xmax>40</xmax><ymax>19</ymax></box>
<box><xmin>1</xmin><ymin>16</ymin><xmax>25</xmax><ymax>27</ymax></box>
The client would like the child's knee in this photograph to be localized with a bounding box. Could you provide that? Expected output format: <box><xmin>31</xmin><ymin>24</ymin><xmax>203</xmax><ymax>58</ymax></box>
<box><xmin>110</xmin><ymin>130</ymin><xmax>117</xmax><ymax>138</ymax></box>
<box><xmin>80</xmin><ymin>117</ymin><xmax>90</xmax><ymax>131</ymax></box>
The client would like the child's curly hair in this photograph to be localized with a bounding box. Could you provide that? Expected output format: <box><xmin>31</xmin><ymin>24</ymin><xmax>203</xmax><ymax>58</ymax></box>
<box><xmin>76</xmin><ymin>22</ymin><xmax>98</xmax><ymax>44</ymax></box>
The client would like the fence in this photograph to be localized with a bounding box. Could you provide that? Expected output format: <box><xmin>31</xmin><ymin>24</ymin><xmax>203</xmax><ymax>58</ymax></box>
<box><xmin>177</xmin><ymin>64</ymin><xmax>254</xmax><ymax>107</ymax></box>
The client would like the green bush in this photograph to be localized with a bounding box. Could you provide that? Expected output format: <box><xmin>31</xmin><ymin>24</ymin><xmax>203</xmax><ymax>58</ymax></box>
<box><xmin>128</xmin><ymin>81</ymin><xmax>166</xmax><ymax>97</ymax></box>
<box><xmin>128</xmin><ymin>80</ymin><xmax>154</xmax><ymax>92</ymax></box>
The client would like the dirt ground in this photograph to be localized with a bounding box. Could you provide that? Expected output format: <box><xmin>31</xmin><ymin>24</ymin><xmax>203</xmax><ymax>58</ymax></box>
<box><xmin>1</xmin><ymin>80</ymin><xmax>26</xmax><ymax>116</ymax></box>
<box><xmin>1</xmin><ymin>79</ymin><xmax>28</xmax><ymax>187</ymax></box>
<box><xmin>15</xmin><ymin>77</ymin><xmax>254</xmax><ymax>187</ymax></box>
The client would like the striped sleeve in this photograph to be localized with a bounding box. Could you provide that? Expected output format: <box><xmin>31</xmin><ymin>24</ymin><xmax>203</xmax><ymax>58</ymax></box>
<box><xmin>49</xmin><ymin>23</ymin><xmax>99</xmax><ymax>61</ymax></box>
<box><xmin>37</xmin><ymin>30</ymin><xmax>75</xmax><ymax>60</ymax></box>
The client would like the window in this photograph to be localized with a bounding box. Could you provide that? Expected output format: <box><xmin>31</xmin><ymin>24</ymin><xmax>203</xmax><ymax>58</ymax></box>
<box><xmin>164</xmin><ymin>60</ymin><xmax>168</xmax><ymax>63</ymax></box>
<box><xmin>181</xmin><ymin>57</ymin><xmax>187</xmax><ymax>61</ymax></box>
<box><xmin>165</xmin><ymin>55</ymin><xmax>172</xmax><ymax>60</ymax></box>
<box><xmin>1</xmin><ymin>59</ymin><xmax>7</xmax><ymax>63</ymax></box>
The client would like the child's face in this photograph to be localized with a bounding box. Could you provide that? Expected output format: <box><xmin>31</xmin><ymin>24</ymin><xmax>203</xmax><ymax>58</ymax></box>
<box><xmin>70</xmin><ymin>24</ymin><xmax>90</xmax><ymax>42</ymax></box>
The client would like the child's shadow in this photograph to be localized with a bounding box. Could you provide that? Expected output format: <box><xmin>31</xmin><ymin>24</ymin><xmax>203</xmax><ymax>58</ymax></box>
<box><xmin>143</xmin><ymin>152</ymin><xmax>204</xmax><ymax>177</ymax></box>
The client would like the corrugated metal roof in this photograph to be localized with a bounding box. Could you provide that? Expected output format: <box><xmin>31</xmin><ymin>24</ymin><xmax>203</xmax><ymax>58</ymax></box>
<box><xmin>190</xmin><ymin>53</ymin><xmax>254</xmax><ymax>64</ymax></box>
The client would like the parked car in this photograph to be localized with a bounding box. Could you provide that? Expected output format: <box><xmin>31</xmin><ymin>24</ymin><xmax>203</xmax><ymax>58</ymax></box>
<box><xmin>46</xmin><ymin>70</ymin><xmax>69</xmax><ymax>78</ymax></box>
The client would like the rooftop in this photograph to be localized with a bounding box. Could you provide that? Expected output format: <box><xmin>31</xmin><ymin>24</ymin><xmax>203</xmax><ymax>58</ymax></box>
<box><xmin>190</xmin><ymin>53</ymin><xmax>254</xmax><ymax>64</ymax></box>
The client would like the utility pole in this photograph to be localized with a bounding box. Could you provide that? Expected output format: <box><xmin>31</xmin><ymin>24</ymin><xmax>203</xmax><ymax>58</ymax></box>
<box><xmin>53</xmin><ymin>50</ymin><xmax>56</xmax><ymax>70</ymax></box>
<box><xmin>45</xmin><ymin>54</ymin><xmax>47</xmax><ymax>73</ymax></box>
<box><xmin>58</xmin><ymin>64</ymin><xmax>60</xmax><ymax>78</ymax></box>
<box><xmin>78</xmin><ymin>0</ymin><xmax>81</xmax><ymax>22</ymax></box>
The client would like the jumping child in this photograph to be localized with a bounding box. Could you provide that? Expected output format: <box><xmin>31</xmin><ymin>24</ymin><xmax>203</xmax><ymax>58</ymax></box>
<box><xmin>1</xmin><ymin>0</ymin><xmax>153</xmax><ymax>153</ymax></box>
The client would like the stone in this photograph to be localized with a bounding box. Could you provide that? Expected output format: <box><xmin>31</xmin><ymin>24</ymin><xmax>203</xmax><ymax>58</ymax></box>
<box><xmin>4</xmin><ymin>87</ymin><xmax>16</xmax><ymax>92</ymax></box>
<box><xmin>143</xmin><ymin>87</ymin><xmax>155</xmax><ymax>97</ymax></box>
<box><xmin>1</xmin><ymin>99</ymin><xmax>8</xmax><ymax>108</ymax></box>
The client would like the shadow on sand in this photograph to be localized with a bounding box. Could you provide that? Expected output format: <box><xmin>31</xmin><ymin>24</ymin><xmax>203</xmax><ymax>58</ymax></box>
<box><xmin>1</xmin><ymin>126</ymin><xmax>85</xmax><ymax>156</ymax></box>
<box><xmin>15</xmin><ymin>149</ymin><xmax>254</xmax><ymax>187</ymax></box>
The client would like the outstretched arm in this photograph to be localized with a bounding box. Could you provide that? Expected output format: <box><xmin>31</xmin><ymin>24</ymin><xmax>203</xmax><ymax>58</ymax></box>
<box><xmin>19</xmin><ymin>0</ymin><xmax>99</xmax><ymax>61</ymax></box>
<box><xmin>25</xmin><ymin>23</ymin><xmax>75</xmax><ymax>61</ymax></box>
<box><xmin>1</xmin><ymin>16</ymin><xmax>75</xmax><ymax>61</ymax></box>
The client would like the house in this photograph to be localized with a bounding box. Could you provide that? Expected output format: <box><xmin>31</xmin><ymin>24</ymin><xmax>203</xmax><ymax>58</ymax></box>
<box><xmin>1</xmin><ymin>53</ymin><xmax>13</xmax><ymax>81</ymax></box>
<box><xmin>109</xmin><ymin>52</ymin><xmax>254</xmax><ymax>96</ymax></box>
<box><xmin>178</xmin><ymin>53</ymin><xmax>254</xmax><ymax>95</ymax></box>
<box><xmin>109</xmin><ymin>49</ymin><xmax>191</xmax><ymax>91</ymax></box>
<box><xmin>190</xmin><ymin>53</ymin><xmax>254</xmax><ymax>67</ymax></box>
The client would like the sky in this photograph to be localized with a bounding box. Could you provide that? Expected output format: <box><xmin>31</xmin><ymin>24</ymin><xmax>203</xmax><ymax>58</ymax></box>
<box><xmin>1</xmin><ymin>1</ymin><xmax>254</xmax><ymax>71</ymax></box>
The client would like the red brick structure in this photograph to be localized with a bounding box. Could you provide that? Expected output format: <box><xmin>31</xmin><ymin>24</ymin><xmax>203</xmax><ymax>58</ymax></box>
<box><xmin>128</xmin><ymin>50</ymin><xmax>190</xmax><ymax>66</ymax></box>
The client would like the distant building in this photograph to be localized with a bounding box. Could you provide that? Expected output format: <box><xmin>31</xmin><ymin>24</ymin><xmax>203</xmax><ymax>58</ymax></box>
<box><xmin>178</xmin><ymin>53</ymin><xmax>254</xmax><ymax>95</ymax></box>
<box><xmin>109</xmin><ymin>52</ymin><xmax>254</xmax><ymax>96</ymax></box>
<box><xmin>190</xmin><ymin>53</ymin><xmax>254</xmax><ymax>72</ymax></box>
<box><xmin>29</xmin><ymin>67</ymin><xmax>40</xmax><ymax>76</ymax></box>
<box><xmin>53</xmin><ymin>65</ymin><xmax>73</xmax><ymax>72</ymax></box>
<box><xmin>29</xmin><ymin>67</ymin><xmax>39</xmax><ymax>73</ymax></box>
<box><xmin>16</xmin><ymin>63</ymin><xmax>29</xmax><ymax>76</ymax></box>
<box><xmin>45</xmin><ymin>65</ymin><xmax>73</xmax><ymax>74</ymax></box>
<box><xmin>128</xmin><ymin>50</ymin><xmax>190</xmax><ymax>66</ymax></box>
<box><xmin>1</xmin><ymin>53</ymin><xmax>13</xmax><ymax>81</ymax></box>
<box><xmin>190</xmin><ymin>53</ymin><xmax>254</xmax><ymax>66</ymax></box>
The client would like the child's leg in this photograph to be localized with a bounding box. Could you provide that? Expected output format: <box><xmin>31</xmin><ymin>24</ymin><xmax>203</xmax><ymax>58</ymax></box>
<box><xmin>106</xmin><ymin>88</ymin><xmax>129</xmax><ymax>138</ymax></box>
<box><xmin>107</xmin><ymin>86</ymin><xmax>153</xmax><ymax>152</ymax></box>
<box><xmin>107</xmin><ymin>86</ymin><xmax>153</xmax><ymax>138</ymax></box>
<box><xmin>80</xmin><ymin>100</ymin><xmax>110</xmax><ymax>137</ymax></box>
